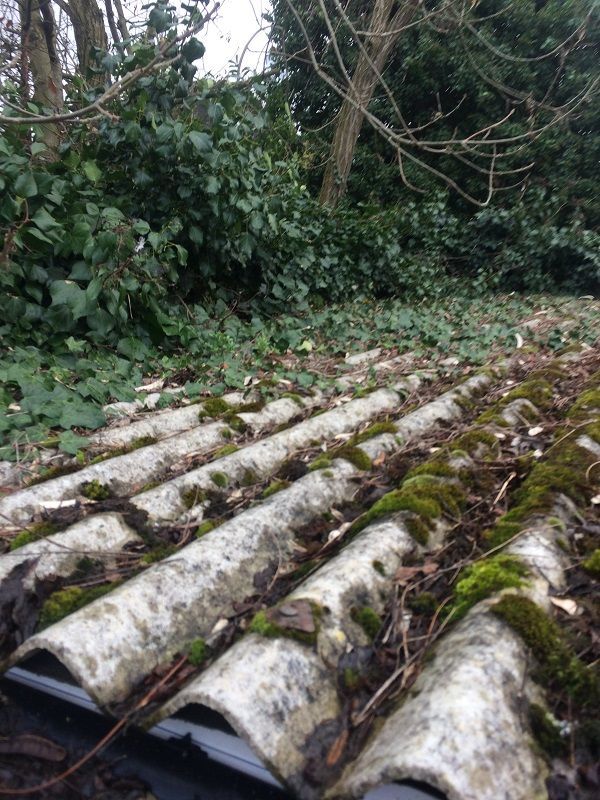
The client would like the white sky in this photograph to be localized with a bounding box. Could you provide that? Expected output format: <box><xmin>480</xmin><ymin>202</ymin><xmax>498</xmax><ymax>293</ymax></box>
<box><xmin>198</xmin><ymin>0</ymin><xmax>272</xmax><ymax>76</ymax></box>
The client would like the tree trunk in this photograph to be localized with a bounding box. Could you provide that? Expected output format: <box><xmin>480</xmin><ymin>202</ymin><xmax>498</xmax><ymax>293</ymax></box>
<box><xmin>66</xmin><ymin>0</ymin><xmax>108</xmax><ymax>82</ymax></box>
<box><xmin>319</xmin><ymin>0</ymin><xmax>417</xmax><ymax>207</ymax></box>
<box><xmin>103</xmin><ymin>0</ymin><xmax>121</xmax><ymax>46</ymax></box>
<box><xmin>19</xmin><ymin>0</ymin><xmax>64</xmax><ymax>157</ymax></box>
<box><xmin>112</xmin><ymin>0</ymin><xmax>130</xmax><ymax>48</ymax></box>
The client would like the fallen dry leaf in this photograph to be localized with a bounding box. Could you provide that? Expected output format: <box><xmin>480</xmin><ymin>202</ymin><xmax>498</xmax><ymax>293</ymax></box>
<box><xmin>550</xmin><ymin>597</ymin><xmax>579</xmax><ymax>616</ymax></box>
<box><xmin>325</xmin><ymin>728</ymin><xmax>349</xmax><ymax>767</ymax></box>
<box><xmin>0</xmin><ymin>734</ymin><xmax>66</xmax><ymax>762</ymax></box>
<box><xmin>395</xmin><ymin>561</ymin><xmax>438</xmax><ymax>585</ymax></box>
<box><xmin>270</xmin><ymin>599</ymin><xmax>316</xmax><ymax>634</ymax></box>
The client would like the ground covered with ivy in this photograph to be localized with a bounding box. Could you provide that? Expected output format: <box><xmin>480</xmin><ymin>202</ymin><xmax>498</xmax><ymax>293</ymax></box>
<box><xmin>2</xmin><ymin>292</ymin><xmax>598</xmax><ymax>467</ymax></box>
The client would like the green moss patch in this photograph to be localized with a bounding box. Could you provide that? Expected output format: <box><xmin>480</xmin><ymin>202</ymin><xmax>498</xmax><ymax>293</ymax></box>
<box><xmin>491</xmin><ymin>595</ymin><xmax>599</xmax><ymax>705</ymax></box>
<box><xmin>408</xmin><ymin>592</ymin><xmax>438</xmax><ymax>615</ymax></box>
<box><xmin>195</xmin><ymin>519</ymin><xmax>218</xmax><ymax>537</ymax></box>
<box><xmin>449</xmin><ymin>555</ymin><xmax>529</xmax><ymax>621</ymax></box>
<box><xmin>80</xmin><ymin>479</ymin><xmax>111</xmax><ymax>500</ymax></box>
<box><xmin>214</xmin><ymin>443</ymin><xmax>240</xmax><ymax>458</ymax></box>
<box><xmin>334</xmin><ymin>446</ymin><xmax>372</xmax><ymax>471</ymax></box>
<box><xmin>282</xmin><ymin>392</ymin><xmax>305</xmax><ymax>406</ymax></box>
<box><xmin>90</xmin><ymin>435</ymin><xmax>157</xmax><ymax>463</ymax></box>
<box><xmin>201</xmin><ymin>397</ymin><xmax>230</xmax><ymax>417</ymax></box>
<box><xmin>529</xmin><ymin>703</ymin><xmax>568</xmax><ymax>759</ymax></box>
<box><xmin>141</xmin><ymin>543</ymin><xmax>176</xmax><ymax>564</ymax></box>
<box><xmin>181</xmin><ymin>486</ymin><xmax>210</xmax><ymax>509</ymax></box>
<box><xmin>347</xmin><ymin>421</ymin><xmax>397</xmax><ymax>447</ymax></box>
<box><xmin>407</xmin><ymin>460</ymin><xmax>457</xmax><ymax>479</ymax></box>
<box><xmin>351</xmin><ymin>476</ymin><xmax>465</xmax><ymax>541</ymax></box>
<box><xmin>222</xmin><ymin>412</ymin><xmax>248</xmax><ymax>433</ymax></box>
<box><xmin>309</xmin><ymin>454</ymin><xmax>333</xmax><ymax>471</ymax></box>
<box><xmin>229</xmin><ymin>399</ymin><xmax>266</xmax><ymax>414</ymax></box>
<box><xmin>27</xmin><ymin>463</ymin><xmax>81</xmax><ymax>486</ymax></box>
<box><xmin>187</xmin><ymin>638</ymin><xmax>209</xmax><ymax>666</ymax></box>
<box><xmin>582</xmin><ymin>549</ymin><xmax>600</xmax><ymax>579</ymax></box>
<box><xmin>569</xmin><ymin>387</ymin><xmax>600</xmax><ymax>420</ymax></box>
<box><xmin>502</xmin><ymin>379</ymin><xmax>554</xmax><ymax>410</ymax></box>
<box><xmin>486</xmin><ymin>405</ymin><xmax>600</xmax><ymax>549</ymax></box>
<box><xmin>453</xmin><ymin>429</ymin><xmax>499</xmax><ymax>456</ymax></box>
<box><xmin>262</xmin><ymin>479</ymin><xmax>290</xmax><ymax>499</ymax></box>
<box><xmin>351</xmin><ymin>606</ymin><xmax>382</xmax><ymax>641</ymax></box>
<box><xmin>38</xmin><ymin>583</ymin><xmax>121</xmax><ymax>629</ymax></box>
<box><xmin>210</xmin><ymin>471</ymin><xmax>228</xmax><ymax>488</ymax></box>
<box><xmin>10</xmin><ymin>521</ymin><xmax>57</xmax><ymax>551</ymax></box>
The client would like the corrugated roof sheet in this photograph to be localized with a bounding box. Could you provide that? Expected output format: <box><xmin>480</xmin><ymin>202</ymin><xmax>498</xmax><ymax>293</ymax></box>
<box><xmin>1</xmin><ymin>346</ymin><xmax>598</xmax><ymax>800</ymax></box>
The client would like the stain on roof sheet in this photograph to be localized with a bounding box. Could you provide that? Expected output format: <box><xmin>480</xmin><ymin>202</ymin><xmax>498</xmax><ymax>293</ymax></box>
<box><xmin>1</xmin><ymin>346</ymin><xmax>598</xmax><ymax>800</ymax></box>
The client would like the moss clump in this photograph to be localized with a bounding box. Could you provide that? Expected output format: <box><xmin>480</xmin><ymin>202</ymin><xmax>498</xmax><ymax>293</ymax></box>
<box><xmin>503</xmin><ymin>379</ymin><xmax>554</xmax><ymax>410</ymax></box>
<box><xmin>407</xmin><ymin>460</ymin><xmax>457</xmax><ymax>480</ymax></box>
<box><xmin>27</xmin><ymin>463</ymin><xmax>80</xmax><ymax>486</ymax></box>
<box><xmin>404</xmin><ymin>515</ymin><xmax>431</xmax><ymax>546</ymax></box>
<box><xmin>351</xmin><ymin>476</ymin><xmax>465</xmax><ymax>539</ymax></box>
<box><xmin>140</xmin><ymin>481</ymin><xmax>160</xmax><ymax>493</ymax></box>
<box><xmin>485</xmin><ymin>425</ymin><xmax>598</xmax><ymax>549</ymax></box>
<box><xmin>572</xmin><ymin>393</ymin><xmax>600</xmax><ymax>421</ymax></box>
<box><xmin>214</xmin><ymin>444</ymin><xmax>240</xmax><ymax>458</ymax></box>
<box><xmin>10</xmin><ymin>521</ymin><xmax>57</xmax><ymax>551</ymax></box>
<box><xmin>229</xmin><ymin>399</ymin><xmax>266</xmax><ymax>414</ymax></box>
<box><xmin>248</xmin><ymin>610</ymin><xmax>279</xmax><ymax>637</ymax></box>
<box><xmin>342</xmin><ymin>667</ymin><xmax>362</xmax><ymax>692</ymax></box>
<box><xmin>408</xmin><ymin>592</ymin><xmax>438</xmax><ymax>615</ymax></box>
<box><xmin>142</xmin><ymin>543</ymin><xmax>176</xmax><ymax>564</ymax></box>
<box><xmin>529</xmin><ymin>703</ymin><xmax>567</xmax><ymax>759</ymax></box>
<box><xmin>222</xmin><ymin>413</ymin><xmax>248</xmax><ymax>433</ymax></box>
<box><xmin>262</xmin><ymin>479</ymin><xmax>290</xmax><ymax>499</ymax></box>
<box><xmin>372</xmin><ymin>560</ymin><xmax>386</xmax><ymax>576</ymax></box>
<box><xmin>335</xmin><ymin>446</ymin><xmax>372</xmax><ymax>471</ymax></box>
<box><xmin>529</xmin><ymin>366</ymin><xmax>565</xmax><ymax>383</ymax></box>
<box><xmin>240</xmin><ymin>468</ymin><xmax>258</xmax><ymax>487</ymax></box>
<box><xmin>181</xmin><ymin>486</ymin><xmax>209</xmax><ymax>509</ymax></box>
<box><xmin>187</xmin><ymin>638</ymin><xmax>208</xmax><ymax>666</ymax></box>
<box><xmin>454</xmin><ymin>429</ymin><xmax>499</xmax><ymax>456</ymax></box>
<box><xmin>289</xmin><ymin>559</ymin><xmax>318</xmax><ymax>581</ymax></box>
<box><xmin>347</xmin><ymin>421</ymin><xmax>398</xmax><ymax>447</ymax></box>
<box><xmin>195</xmin><ymin>520</ymin><xmax>217</xmax><ymax>537</ymax></box>
<box><xmin>220</xmin><ymin>427</ymin><xmax>233</xmax><ymax>439</ymax></box>
<box><xmin>282</xmin><ymin>392</ymin><xmax>304</xmax><ymax>406</ymax></box>
<box><xmin>210</xmin><ymin>471</ymin><xmax>228</xmax><ymax>488</ymax></box>
<box><xmin>202</xmin><ymin>397</ymin><xmax>230</xmax><ymax>417</ymax></box>
<box><xmin>582</xmin><ymin>549</ymin><xmax>600</xmax><ymax>579</ymax></box>
<box><xmin>80</xmin><ymin>480</ymin><xmax>111</xmax><ymax>500</ymax></box>
<box><xmin>351</xmin><ymin>606</ymin><xmax>382</xmax><ymax>641</ymax></box>
<box><xmin>38</xmin><ymin>583</ymin><xmax>120</xmax><ymax>629</ymax></box>
<box><xmin>449</xmin><ymin>555</ymin><xmax>529</xmax><ymax>621</ymax></box>
<box><xmin>491</xmin><ymin>595</ymin><xmax>599</xmax><ymax>705</ymax></box>
<box><xmin>309</xmin><ymin>454</ymin><xmax>333</xmax><ymax>471</ymax></box>
<box><xmin>90</xmin><ymin>436</ymin><xmax>158</xmax><ymax>463</ymax></box>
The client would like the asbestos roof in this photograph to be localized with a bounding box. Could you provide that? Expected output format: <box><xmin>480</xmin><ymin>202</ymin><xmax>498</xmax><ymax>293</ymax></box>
<box><xmin>0</xmin><ymin>343</ymin><xmax>599</xmax><ymax>800</ymax></box>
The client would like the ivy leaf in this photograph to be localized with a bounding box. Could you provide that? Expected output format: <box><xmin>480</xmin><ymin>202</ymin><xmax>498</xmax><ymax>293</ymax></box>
<box><xmin>181</xmin><ymin>37</ymin><xmax>205</xmax><ymax>62</ymax></box>
<box><xmin>58</xmin><ymin>402</ymin><xmax>106</xmax><ymax>430</ymax></box>
<box><xmin>49</xmin><ymin>280</ymin><xmax>88</xmax><ymax>320</ymax></box>
<box><xmin>14</xmin><ymin>172</ymin><xmax>38</xmax><ymax>198</ymax></box>
<box><xmin>82</xmin><ymin>161</ymin><xmax>102</xmax><ymax>183</ymax></box>
<box><xmin>32</xmin><ymin>207</ymin><xmax>61</xmax><ymax>233</ymax></box>
<box><xmin>58</xmin><ymin>430</ymin><xmax>91</xmax><ymax>454</ymax></box>
<box><xmin>188</xmin><ymin>131</ymin><xmax>212</xmax><ymax>153</ymax></box>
